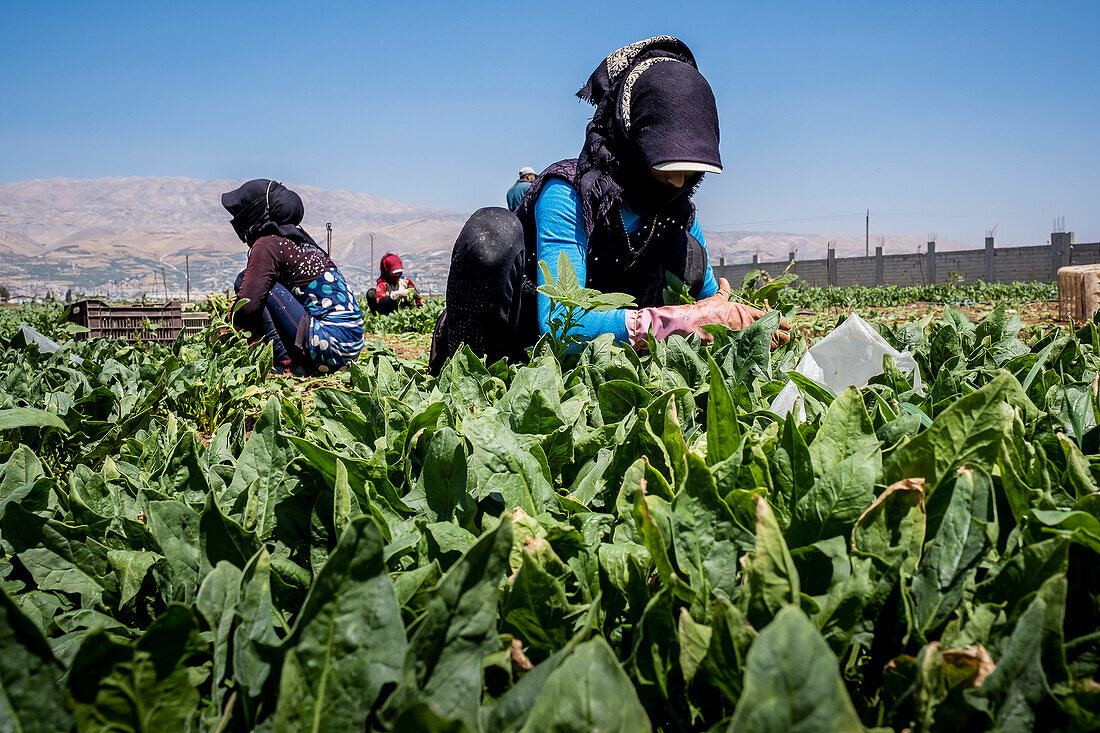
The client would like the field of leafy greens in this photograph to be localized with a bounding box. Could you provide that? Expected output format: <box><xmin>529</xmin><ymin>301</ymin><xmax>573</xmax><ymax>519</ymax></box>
<box><xmin>0</xmin><ymin>278</ymin><xmax>1098</xmax><ymax>732</ymax></box>
<box><xmin>359</xmin><ymin>297</ymin><xmax>446</xmax><ymax>336</ymax></box>
<box><xmin>779</xmin><ymin>280</ymin><xmax>1057</xmax><ymax>311</ymax></box>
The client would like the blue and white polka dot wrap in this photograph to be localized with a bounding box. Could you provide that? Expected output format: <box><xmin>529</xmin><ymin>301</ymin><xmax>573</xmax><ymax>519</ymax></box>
<box><xmin>302</xmin><ymin>268</ymin><xmax>365</xmax><ymax>373</ymax></box>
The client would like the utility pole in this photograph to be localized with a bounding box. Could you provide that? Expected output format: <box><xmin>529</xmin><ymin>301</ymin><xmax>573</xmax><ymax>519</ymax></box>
<box><xmin>326</xmin><ymin>222</ymin><xmax>333</xmax><ymax>258</ymax></box>
<box><xmin>369</xmin><ymin>232</ymin><xmax>375</xmax><ymax>273</ymax></box>
<box><xmin>865</xmin><ymin>209</ymin><xmax>869</xmax><ymax>257</ymax></box>
<box><xmin>185</xmin><ymin>255</ymin><xmax>191</xmax><ymax>302</ymax></box>
<box><xmin>161</xmin><ymin>267</ymin><xmax>168</xmax><ymax>302</ymax></box>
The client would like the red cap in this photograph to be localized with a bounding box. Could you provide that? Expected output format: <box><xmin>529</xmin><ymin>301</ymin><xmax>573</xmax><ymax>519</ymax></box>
<box><xmin>381</xmin><ymin>253</ymin><xmax>404</xmax><ymax>278</ymax></box>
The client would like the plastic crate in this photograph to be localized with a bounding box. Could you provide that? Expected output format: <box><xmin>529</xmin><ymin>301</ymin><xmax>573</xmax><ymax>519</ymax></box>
<box><xmin>67</xmin><ymin>299</ymin><xmax>183</xmax><ymax>344</ymax></box>
<box><xmin>182</xmin><ymin>311</ymin><xmax>211</xmax><ymax>338</ymax></box>
<box><xmin>1057</xmin><ymin>265</ymin><xmax>1100</xmax><ymax>323</ymax></box>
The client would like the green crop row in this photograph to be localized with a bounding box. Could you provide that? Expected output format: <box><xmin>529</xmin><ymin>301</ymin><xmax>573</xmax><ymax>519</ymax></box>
<box><xmin>773</xmin><ymin>280</ymin><xmax>1057</xmax><ymax>311</ymax></box>
<box><xmin>0</xmin><ymin>293</ymin><xmax>1097</xmax><ymax>732</ymax></box>
<box><xmin>359</xmin><ymin>296</ymin><xmax>445</xmax><ymax>335</ymax></box>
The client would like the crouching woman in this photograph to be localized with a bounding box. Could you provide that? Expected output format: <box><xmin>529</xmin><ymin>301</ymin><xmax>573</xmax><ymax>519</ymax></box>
<box><xmin>430</xmin><ymin>37</ymin><xmax>790</xmax><ymax>373</ymax></box>
<box><xmin>222</xmin><ymin>179</ymin><xmax>364</xmax><ymax>375</ymax></box>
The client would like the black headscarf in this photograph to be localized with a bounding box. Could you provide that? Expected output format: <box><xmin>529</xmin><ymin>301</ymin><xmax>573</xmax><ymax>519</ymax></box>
<box><xmin>573</xmin><ymin>35</ymin><xmax>722</xmax><ymax>241</ymax></box>
<box><xmin>221</xmin><ymin>179</ymin><xmax>319</xmax><ymax>248</ymax></box>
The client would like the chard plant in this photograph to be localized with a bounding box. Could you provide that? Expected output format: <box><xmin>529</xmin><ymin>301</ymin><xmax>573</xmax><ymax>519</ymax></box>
<box><xmin>0</xmin><ymin>292</ymin><xmax>1095</xmax><ymax>732</ymax></box>
<box><xmin>537</xmin><ymin>251</ymin><xmax>635</xmax><ymax>357</ymax></box>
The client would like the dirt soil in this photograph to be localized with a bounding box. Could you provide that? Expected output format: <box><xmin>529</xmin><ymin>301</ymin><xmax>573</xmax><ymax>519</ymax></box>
<box><xmin>365</xmin><ymin>302</ymin><xmax>1067</xmax><ymax>360</ymax></box>
<box><xmin>288</xmin><ymin>301</ymin><xmax>1067</xmax><ymax>387</ymax></box>
<box><xmin>791</xmin><ymin>300</ymin><xmax>1066</xmax><ymax>343</ymax></box>
<box><xmin>867</xmin><ymin>300</ymin><xmax>1061</xmax><ymax>330</ymax></box>
<box><xmin>374</xmin><ymin>333</ymin><xmax>432</xmax><ymax>361</ymax></box>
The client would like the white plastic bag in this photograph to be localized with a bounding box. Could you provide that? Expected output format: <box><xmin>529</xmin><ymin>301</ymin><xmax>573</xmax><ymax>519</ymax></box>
<box><xmin>770</xmin><ymin>313</ymin><xmax>922</xmax><ymax>419</ymax></box>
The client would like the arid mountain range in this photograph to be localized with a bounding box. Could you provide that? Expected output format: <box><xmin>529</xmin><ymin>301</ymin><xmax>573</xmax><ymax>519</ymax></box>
<box><xmin>0</xmin><ymin>177</ymin><xmax>466</xmax><ymax>299</ymax></box>
<box><xmin>0</xmin><ymin>177</ymin><xmax>975</xmax><ymax>299</ymax></box>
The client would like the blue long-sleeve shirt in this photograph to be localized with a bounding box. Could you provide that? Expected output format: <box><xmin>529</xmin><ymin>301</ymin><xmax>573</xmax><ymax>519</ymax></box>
<box><xmin>534</xmin><ymin>178</ymin><xmax>718</xmax><ymax>343</ymax></box>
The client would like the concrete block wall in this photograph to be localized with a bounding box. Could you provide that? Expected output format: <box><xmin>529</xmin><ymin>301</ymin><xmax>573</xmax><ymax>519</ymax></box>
<box><xmin>1071</xmin><ymin>243</ymin><xmax>1100</xmax><ymax>265</ymax></box>
<box><xmin>998</xmin><ymin>245</ymin><xmax>1052</xmax><ymax>282</ymax></box>
<box><xmin>716</xmin><ymin>262</ymin><xmax>767</xmax><ymax>286</ymax></box>
<box><xmin>934</xmin><ymin>250</ymin><xmax>986</xmax><ymax>283</ymax></box>
<box><xmin>834</xmin><ymin>256</ymin><xmax>879</xmax><ymax>286</ymax></box>
<box><xmin>711</xmin><ymin>235</ymin><xmax>1100</xmax><ymax>289</ymax></box>
<box><xmin>878</xmin><ymin>254</ymin><xmax>927</xmax><ymax>286</ymax></box>
<box><xmin>793</xmin><ymin>260</ymin><xmax>830</xmax><ymax>287</ymax></box>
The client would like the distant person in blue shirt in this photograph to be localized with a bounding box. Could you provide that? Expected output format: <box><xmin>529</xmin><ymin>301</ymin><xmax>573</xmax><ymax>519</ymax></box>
<box><xmin>430</xmin><ymin>37</ymin><xmax>789</xmax><ymax>372</ymax></box>
<box><xmin>506</xmin><ymin>166</ymin><xmax>537</xmax><ymax>211</ymax></box>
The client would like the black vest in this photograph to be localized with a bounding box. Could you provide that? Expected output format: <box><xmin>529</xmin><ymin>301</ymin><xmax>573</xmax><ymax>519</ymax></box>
<box><xmin>429</xmin><ymin>160</ymin><xmax>713</xmax><ymax>374</ymax></box>
<box><xmin>514</xmin><ymin>159</ymin><xmax>709</xmax><ymax>313</ymax></box>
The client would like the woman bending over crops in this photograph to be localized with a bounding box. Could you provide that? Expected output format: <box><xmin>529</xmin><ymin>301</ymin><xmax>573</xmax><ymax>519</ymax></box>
<box><xmin>430</xmin><ymin>36</ymin><xmax>791</xmax><ymax>372</ymax></box>
<box><xmin>368</xmin><ymin>253</ymin><xmax>425</xmax><ymax>314</ymax></box>
<box><xmin>222</xmin><ymin>179</ymin><xmax>364</xmax><ymax>375</ymax></box>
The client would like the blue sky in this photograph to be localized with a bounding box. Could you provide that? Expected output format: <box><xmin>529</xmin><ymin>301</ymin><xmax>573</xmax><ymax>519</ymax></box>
<box><xmin>1</xmin><ymin>0</ymin><xmax>1097</xmax><ymax>246</ymax></box>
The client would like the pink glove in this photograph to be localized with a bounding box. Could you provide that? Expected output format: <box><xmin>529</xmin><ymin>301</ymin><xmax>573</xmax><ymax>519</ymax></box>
<box><xmin>626</xmin><ymin>278</ymin><xmax>792</xmax><ymax>350</ymax></box>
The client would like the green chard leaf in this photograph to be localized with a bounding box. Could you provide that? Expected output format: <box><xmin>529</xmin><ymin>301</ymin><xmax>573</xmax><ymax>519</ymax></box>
<box><xmin>728</xmin><ymin>606</ymin><xmax>865</xmax><ymax>732</ymax></box>
<box><xmin>274</xmin><ymin>516</ymin><xmax>406</xmax><ymax>730</ymax></box>
<box><xmin>0</xmin><ymin>587</ymin><xmax>73</xmax><ymax>732</ymax></box>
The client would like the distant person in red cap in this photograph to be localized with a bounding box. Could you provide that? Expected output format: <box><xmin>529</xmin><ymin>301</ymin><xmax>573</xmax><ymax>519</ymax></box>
<box><xmin>369</xmin><ymin>253</ymin><xmax>424</xmax><ymax>315</ymax></box>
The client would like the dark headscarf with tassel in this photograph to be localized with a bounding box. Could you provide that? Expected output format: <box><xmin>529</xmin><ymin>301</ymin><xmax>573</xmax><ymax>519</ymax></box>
<box><xmin>514</xmin><ymin>37</ymin><xmax>721</xmax><ymax>305</ymax></box>
<box><xmin>573</xmin><ymin>35</ymin><xmax>721</xmax><ymax>241</ymax></box>
<box><xmin>221</xmin><ymin>179</ymin><xmax>319</xmax><ymax>248</ymax></box>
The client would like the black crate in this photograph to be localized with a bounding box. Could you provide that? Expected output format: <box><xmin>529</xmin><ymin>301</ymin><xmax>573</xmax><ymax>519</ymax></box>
<box><xmin>67</xmin><ymin>299</ymin><xmax>184</xmax><ymax>344</ymax></box>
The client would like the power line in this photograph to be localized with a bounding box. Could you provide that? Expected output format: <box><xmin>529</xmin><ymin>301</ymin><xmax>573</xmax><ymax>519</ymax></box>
<box><xmin>708</xmin><ymin>212</ymin><xmax>866</xmax><ymax>230</ymax></box>
<box><xmin>709</xmin><ymin>210</ymin><xmax>1059</xmax><ymax>229</ymax></box>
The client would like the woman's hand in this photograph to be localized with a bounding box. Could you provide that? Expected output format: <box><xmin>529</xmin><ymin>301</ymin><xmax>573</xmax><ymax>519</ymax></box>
<box><xmin>692</xmin><ymin>278</ymin><xmax>763</xmax><ymax>329</ymax></box>
<box><xmin>628</xmin><ymin>277</ymin><xmax>792</xmax><ymax>349</ymax></box>
<box><xmin>698</xmin><ymin>278</ymin><xmax>792</xmax><ymax>347</ymax></box>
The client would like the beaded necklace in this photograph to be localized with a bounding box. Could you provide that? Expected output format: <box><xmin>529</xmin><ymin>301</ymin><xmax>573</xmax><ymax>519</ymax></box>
<box><xmin>620</xmin><ymin>209</ymin><xmax>679</xmax><ymax>264</ymax></box>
